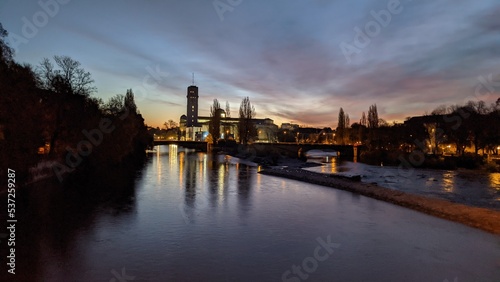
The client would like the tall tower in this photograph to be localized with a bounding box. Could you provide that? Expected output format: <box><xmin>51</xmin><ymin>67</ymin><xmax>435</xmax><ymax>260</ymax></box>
<box><xmin>186</xmin><ymin>84</ymin><xmax>198</xmax><ymax>127</ymax></box>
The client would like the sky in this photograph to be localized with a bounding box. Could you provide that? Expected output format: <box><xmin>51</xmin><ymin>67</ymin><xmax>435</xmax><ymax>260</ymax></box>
<box><xmin>1</xmin><ymin>0</ymin><xmax>500</xmax><ymax>128</ymax></box>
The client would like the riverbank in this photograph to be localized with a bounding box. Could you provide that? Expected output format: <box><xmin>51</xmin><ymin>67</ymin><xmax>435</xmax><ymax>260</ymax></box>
<box><xmin>259</xmin><ymin>167</ymin><xmax>500</xmax><ymax>235</ymax></box>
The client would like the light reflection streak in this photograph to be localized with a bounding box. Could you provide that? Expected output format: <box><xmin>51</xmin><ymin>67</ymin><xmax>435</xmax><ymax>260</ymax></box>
<box><xmin>330</xmin><ymin>161</ymin><xmax>338</xmax><ymax>173</ymax></box>
<box><xmin>156</xmin><ymin>145</ymin><xmax>161</xmax><ymax>183</ymax></box>
<box><xmin>197</xmin><ymin>153</ymin><xmax>204</xmax><ymax>185</ymax></box>
<box><xmin>321</xmin><ymin>165</ymin><xmax>326</xmax><ymax>174</ymax></box>
<box><xmin>256</xmin><ymin>171</ymin><xmax>262</xmax><ymax>189</ymax></box>
<box><xmin>218</xmin><ymin>163</ymin><xmax>226</xmax><ymax>197</ymax></box>
<box><xmin>169</xmin><ymin>144</ymin><xmax>178</xmax><ymax>174</ymax></box>
<box><xmin>489</xmin><ymin>173</ymin><xmax>500</xmax><ymax>191</ymax></box>
<box><xmin>201</xmin><ymin>153</ymin><xmax>207</xmax><ymax>189</ymax></box>
<box><xmin>178</xmin><ymin>151</ymin><xmax>185</xmax><ymax>187</ymax></box>
<box><xmin>442</xmin><ymin>172</ymin><xmax>454</xmax><ymax>193</ymax></box>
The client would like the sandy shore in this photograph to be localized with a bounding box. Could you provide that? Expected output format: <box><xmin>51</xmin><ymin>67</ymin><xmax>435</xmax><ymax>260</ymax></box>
<box><xmin>259</xmin><ymin>167</ymin><xmax>500</xmax><ymax>235</ymax></box>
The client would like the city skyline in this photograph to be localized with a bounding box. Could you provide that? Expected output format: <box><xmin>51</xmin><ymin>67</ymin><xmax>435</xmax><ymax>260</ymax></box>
<box><xmin>1</xmin><ymin>0</ymin><xmax>499</xmax><ymax>128</ymax></box>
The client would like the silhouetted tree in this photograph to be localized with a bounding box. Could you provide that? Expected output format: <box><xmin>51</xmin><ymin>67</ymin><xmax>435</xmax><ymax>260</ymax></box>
<box><xmin>124</xmin><ymin>88</ymin><xmax>137</xmax><ymax>114</ymax></box>
<box><xmin>104</xmin><ymin>94</ymin><xmax>125</xmax><ymax>116</ymax></box>
<box><xmin>163</xmin><ymin>119</ymin><xmax>178</xmax><ymax>129</ymax></box>
<box><xmin>368</xmin><ymin>104</ymin><xmax>378</xmax><ymax>129</ymax></box>
<box><xmin>360</xmin><ymin>112</ymin><xmax>367</xmax><ymax>127</ymax></box>
<box><xmin>209</xmin><ymin>99</ymin><xmax>221</xmax><ymax>145</ymax></box>
<box><xmin>238</xmin><ymin>97</ymin><xmax>256</xmax><ymax>145</ymax></box>
<box><xmin>0</xmin><ymin>23</ymin><xmax>13</xmax><ymax>64</ymax></box>
<box><xmin>36</xmin><ymin>55</ymin><xmax>96</xmax><ymax>97</ymax></box>
<box><xmin>367</xmin><ymin>104</ymin><xmax>379</xmax><ymax>149</ymax></box>
<box><xmin>0</xmin><ymin>24</ymin><xmax>150</xmax><ymax>187</ymax></box>
<box><xmin>336</xmin><ymin>108</ymin><xmax>349</xmax><ymax>145</ymax></box>
<box><xmin>0</xmin><ymin>25</ymin><xmax>44</xmax><ymax>182</ymax></box>
<box><xmin>431</xmin><ymin>104</ymin><xmax>449</xmax><ymax>115</ymax></box>
<box><xmin>225</xmin><ymin>101</ymin><xmax>231</xmax><ymax>118</ymax></box>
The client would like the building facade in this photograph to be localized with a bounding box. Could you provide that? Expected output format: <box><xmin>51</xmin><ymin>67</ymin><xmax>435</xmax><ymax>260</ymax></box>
<box><xmin>179</xmin><ymin>84</ymin><xmax>277</xmax><ymax>142</ymax></box>
<box><xmin>186</xmin><ymin>85</ymin><xmax>198</xmax><ymax>127</ymax></box>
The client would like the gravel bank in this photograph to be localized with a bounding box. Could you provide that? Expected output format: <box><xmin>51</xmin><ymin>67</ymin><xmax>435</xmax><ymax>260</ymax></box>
<box><xmin>259</xmin><ymin>167</ymin><xmax>500</xmax><ymax>235</ymax></box>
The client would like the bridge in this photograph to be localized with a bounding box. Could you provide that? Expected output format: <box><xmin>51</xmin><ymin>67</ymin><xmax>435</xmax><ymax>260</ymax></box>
<box><xmin>251</xmin><ymin>143</ymin><xmax>362</xmax><ymax>159</ymax></box>
<box><xmin>153</xmin><ymin>140</ymin><xmax>208</xmax><ymax>151</ymax></box>
<box><xmin>153</xmin><ymin>140</ymin><xmax>362</xmax><ymax>158</ymax></box>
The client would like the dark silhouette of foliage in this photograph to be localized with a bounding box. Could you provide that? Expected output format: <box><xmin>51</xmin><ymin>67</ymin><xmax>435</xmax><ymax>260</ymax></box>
<box><xmin>0</xmin><ymin>24</ymin><xmax>150</xmax><ymax>189</ymax></box>
<box><xmin>36</xmin><ymin>55</ymin><xmax>96</xmax><ymax>97</ymax></box>
<box><xmin>368</xmin><ymin>104</ymin><xmax>378</xmax><ymax>129</ymax></box>
<box><xmin>238</xmin><ymin>97</ymin><xmax>257</xmax><ymax>145</ymax></box>
<box><xmin>209</xmin><ymin>99</ymin><xmax>221</xmax><ymax>145</ymax></box>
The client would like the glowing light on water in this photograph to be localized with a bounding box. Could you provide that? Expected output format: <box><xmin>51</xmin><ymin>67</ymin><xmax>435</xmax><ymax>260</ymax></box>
<box><xmin>489</xmin><ymin>173</ymin><xmax>500</xmax><ymax>191</ymax></box>
<box><xmin>442</xmin><ymin>172</ymin><xmax>455</xmax><ymax>193</ymax></box>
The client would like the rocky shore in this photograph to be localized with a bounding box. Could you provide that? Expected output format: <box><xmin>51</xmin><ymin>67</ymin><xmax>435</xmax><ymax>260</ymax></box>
<box><xmin>259</xmin><ymin>167</ymin><xmax>500</xmax><ymax>235</ymax></box>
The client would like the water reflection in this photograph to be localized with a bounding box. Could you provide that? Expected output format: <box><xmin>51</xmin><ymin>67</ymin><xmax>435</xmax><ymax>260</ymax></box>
<box><xmin>237</xmin><ymin>167</ymin><xmax>253</xmax><ymax>220</ymax></box>
<box><xmin>442</xmin><ymin>172</ymin><xmax>455</xmax><ymax>193</ymax></box>
<box><xmin>305</xmin><ymin>161</ymin><xmax>500</xmax><ymax>210</ymax></box>
<box><xmin>490</xmin><ymin>173</ymin><xmax>500</xmax><ymax>190</ymax></box>
<box><xmin>178</xmin><ymin>151</ymin><xmax>184</xmax><ymax>186</ymax></box>
<box><xmin>9</xmin><ymin>149</ymin><xmax>500</xmax><ymax>281</ymax></box>
<box><xmin>184</xmin><ymin>153</ymin><xmax>197</xmax><ymax>209</ymax></box>
<box><xmin>8</xmin><ymin>164</ymin><xmax>140</xmax><ymax>280</ymax></box>
<box><xmin>176</xmin><ymin>151</ymin><xmax>255</xmax><ymax>224</ymax></box>
<box><xmin>168</xmin><ymin>144</ymin><xmax>177</xmax><ymax>171</ymax></box>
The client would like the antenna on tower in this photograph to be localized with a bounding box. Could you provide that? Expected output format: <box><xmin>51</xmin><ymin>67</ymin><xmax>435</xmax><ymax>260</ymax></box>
<box><xmin>192</xmin><ymin>73</ymin><xmax>195</xmax><ymax>85</ymax></box>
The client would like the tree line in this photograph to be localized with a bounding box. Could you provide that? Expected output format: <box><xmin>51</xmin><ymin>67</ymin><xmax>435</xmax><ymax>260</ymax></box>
<box><xmin>335</xmin><ymin>101</ymin><xmax>500</xmax><ymax>156</ymax></box>
<box><xmin>208</xmin><ymin>96</ymin><xmax>257</xmax><ymax>145</ymax></box>
<box><xmin>0</xmin><ymin>23</ymin><xmax>151</xmax><ymax>187</ymax></box>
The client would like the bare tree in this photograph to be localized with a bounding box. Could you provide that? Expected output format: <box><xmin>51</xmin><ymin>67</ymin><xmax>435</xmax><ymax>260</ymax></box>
<box><xmin>37</xmin><ymin>55</ymin><xmax>96</xmax><ymax>96</ymax></box>
<box><xmin>431</xmin><ymin>104</ymin><xmax>448</xmax><ymax>115</ymax></box>
<box><xmin>162</xmin><ymin>119</ymin><xmax>178</xmax><ymax>130</ymax></box>
<box><xmin>104</xmin><ymin>94</ymin><xmax>125</xmax><ymax>116</ymax></box>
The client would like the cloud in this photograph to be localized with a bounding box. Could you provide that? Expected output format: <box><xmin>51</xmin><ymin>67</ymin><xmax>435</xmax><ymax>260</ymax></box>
<box><xmin>2</xmin><ymin>0</ymin><xmax>500</xmax><ymax>127</ymax></box>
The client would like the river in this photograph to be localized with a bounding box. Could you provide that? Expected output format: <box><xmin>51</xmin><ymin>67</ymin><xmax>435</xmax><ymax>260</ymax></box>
<box><xmin>2</xmin><ymin>145</ymin><xmax>500</xmax><ymax>281</ymax></box>
<box><xmin>304</xmin><ymin>159</ymin><xmax>500</xmax><ymax>210</ymax></box>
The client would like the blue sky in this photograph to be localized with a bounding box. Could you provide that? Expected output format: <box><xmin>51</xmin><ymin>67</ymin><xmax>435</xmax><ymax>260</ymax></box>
<box><xmin>1</xmin><ymin>0</ymin><xmax>499</xmax><ymax>128</ymax></box>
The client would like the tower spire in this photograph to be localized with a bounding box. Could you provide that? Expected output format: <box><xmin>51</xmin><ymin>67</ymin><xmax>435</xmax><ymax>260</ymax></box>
<box><xmin>192</xmin><ymin>73</ymin><xmax>195</xmax><ymax>85</ymax></box>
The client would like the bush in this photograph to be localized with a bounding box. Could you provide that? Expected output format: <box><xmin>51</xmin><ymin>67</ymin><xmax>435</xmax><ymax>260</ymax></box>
<box><xmin>456</xmin><ymin>153</ymin><xmax>484</xmax><ymax>169</ymax></box>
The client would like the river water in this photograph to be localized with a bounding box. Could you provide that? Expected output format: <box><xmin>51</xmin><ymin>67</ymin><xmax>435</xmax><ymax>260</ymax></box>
<box><xmin>3</xmin><ymin>145</ymin><xmax>500</xmax><ymax>281</ymax></box>
<box><xmin>304</xmin><ymin>160</ymin><xmax>500</xmax><ymax>210</ymax></box>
